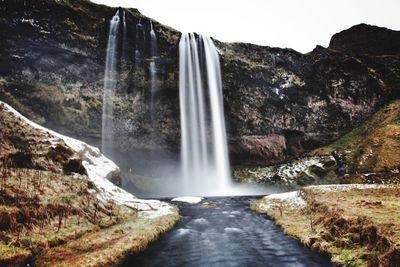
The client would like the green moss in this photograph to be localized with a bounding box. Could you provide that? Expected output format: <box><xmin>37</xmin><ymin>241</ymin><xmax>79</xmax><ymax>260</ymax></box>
<box><xmin>0</xmin><ymin>242</ymin><xmax>31</xmax><ymax>263</ymax></box>
<box><xmin>63</xmin><ymin>107</ymin><xmax>89</xmax><ymax>128</ymax></box>
<box><xmin>62</xmin><ymin>18</ymin><xmax>78</xmax><ymax>31</ymax></box>
<box><xmin>332</xmin><ymin>127</ymin><xmax>366</xmax><ymax>148</ymax></box>
<box><xmin>331</xmin><ymin>247</ymin><xmax>367</xmax><ymax>267</ymax></box>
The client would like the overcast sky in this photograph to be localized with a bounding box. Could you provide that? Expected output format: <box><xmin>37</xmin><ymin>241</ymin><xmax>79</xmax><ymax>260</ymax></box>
<box><xmin>91</xmin><ymin>0</ymin><xmax>400</xmax><ymax>53</ymax></box>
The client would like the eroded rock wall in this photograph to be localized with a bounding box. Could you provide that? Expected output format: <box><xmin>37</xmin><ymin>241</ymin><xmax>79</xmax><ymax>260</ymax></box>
<box><xmin>1</xmin><ymin>0</ymin><xmax>399</xmax><ymax>168</ymax></box>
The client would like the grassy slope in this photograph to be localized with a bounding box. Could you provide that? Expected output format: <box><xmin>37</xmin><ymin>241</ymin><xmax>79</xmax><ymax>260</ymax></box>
<box><xmin>251</xmin><ymin>186</ymin><xmax>400</xmax><ymax>266</ymax></box>
<box><xmin>312</xmin><ymin>100</ymin><xmax>400</xmax><ymax>174</ymax></box>
<box><xmin>234</xmin><ymin>100</ymin><xmax>400</xmax><ymax>187</ymax></box>
<box><xmin>0</xmin><ymin>104</ymin><xmax>179</xmax><ymax>266</ymax></box>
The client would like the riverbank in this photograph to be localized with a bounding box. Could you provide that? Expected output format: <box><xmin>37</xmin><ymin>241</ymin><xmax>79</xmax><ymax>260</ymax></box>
<box><xmin>251</xmin><ymin>184</ymin><xmax>400</xmax><ymax>266</ymax></box>
<box><xmin>122</xmin><ymin>196</ymin><xmax>331</xmax><ymax>266</ymax></box>
<box><xmin>0</xmin><ymin>101</ymin><xmax>179</xmax><ymax>266</ymax></box>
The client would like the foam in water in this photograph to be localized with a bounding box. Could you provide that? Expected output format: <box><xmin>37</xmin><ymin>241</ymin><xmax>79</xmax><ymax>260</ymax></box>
<box><xmin>179</xmin><ymin>33</ymin><xmax>231</xmax><ymax>196</ymax></box>
<box><xmin>102</xmin><ymin>11</ymin><xmax>120</xmax><ymax>156</ymax></box>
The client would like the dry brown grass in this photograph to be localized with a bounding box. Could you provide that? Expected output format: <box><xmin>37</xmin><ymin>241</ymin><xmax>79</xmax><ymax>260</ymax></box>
<box><xmin>35</xmin><ymin>208</ymin><xmax>179</xmax><ymax>267</ymax></box>
<box><xmin>252</xmin><ymin>185</ymin><xmax>400</xmax><ymax>267</ymax></box>
<box><xmin>0</xmin><ymin>103</ymin><xmax>180</xmax><ymax>266</ymax></box>
<box><xmin>312</xmin><ymin>100</ymin><xmax>400</xmax><ymax>175</ymax></box>
<box><xmin>0</xmin><ymin>166</ymin><xmax>124</xmax><ymax>265</ymax></box>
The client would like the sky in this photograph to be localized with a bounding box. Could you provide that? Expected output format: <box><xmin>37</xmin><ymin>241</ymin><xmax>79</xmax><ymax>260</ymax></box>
<box><xmin>91</xmin><ymin>0</ymin><xmax>400</xmax><ymax>53</ymax></box>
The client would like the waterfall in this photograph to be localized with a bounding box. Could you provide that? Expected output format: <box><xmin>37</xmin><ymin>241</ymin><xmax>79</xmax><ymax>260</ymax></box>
<box><xmin>101</xmin><ymin>11</ymin><xmax>120</xmax><ymax>155</ymax></box>
<box><xmin>135</xmin><ymin>18</ymin><xmax>145</xmax><ymax>68</ymax></box>
<box><xmin>149</xmin><ymin>21</ymin><xmax>158</xmax><ymax>120</ymax></box>
<box><xmin>179</xmin><ymin>33</ymin><xmax>231</xmax><ymax>195</ymax></box>
<box><xmin>122</xmin><ymin>10</ymin><xmax>127</xmax><ymax>65</ymax></box>
<box><xmin>149</xmin><ymin>21</ymin><xmax>158</xmax><ymax>58</ymax></box>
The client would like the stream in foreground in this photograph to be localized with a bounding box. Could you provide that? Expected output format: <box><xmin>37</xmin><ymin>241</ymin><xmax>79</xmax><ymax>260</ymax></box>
<box><xmin>121</xmin><ymin>196</ymin><xmax>331</xmax><ymax>267</ymax></box>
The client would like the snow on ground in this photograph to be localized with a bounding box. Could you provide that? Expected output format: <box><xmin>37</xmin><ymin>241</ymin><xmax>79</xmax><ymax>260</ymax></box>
<box><xmin>306</xmin><ymin>184</ymin><xmax>391</xmax><ymax>192</ymax></box>
<box><xmin>242</xmin><ymin>156</ymin><xmax>332</xmax><ymax>185</ymax></box>
<box><xmin>0</xmin><ymin>101</ymin><xmax>173</xmax><ymax>218</ymax></box>
<box><xmin>171</xmin><ymin>196</ymin><xmax>204</xmax><ymax>204</ymax></box>
<box><xmin>277</xmin><ymin>157</ymin><xmax>327</xmax><ymax>182</ymax></box>
<box><xmin>263</xmin><ymin>191</ymin><xmax>305</xmax><ymax>207</ymax></box>
<box><xmin>260</xmin><ymin>184</ymin><xmax>395</xmax><ymax>211</ymax></box>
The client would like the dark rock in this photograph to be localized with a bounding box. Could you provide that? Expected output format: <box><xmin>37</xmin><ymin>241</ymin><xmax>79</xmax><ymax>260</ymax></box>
<box><xmin>8</xmin><ymin>151</ymin><xmax>34</xmax><ymax>169</ymax></box>
<box><xmin>308</xmin><ymin>165</ymin><xmax>329</xmax><ymax>177</ymax></box>
<box><xmin>380</xmin><ymin>248</ymin><xmax>400</xmax><ymax>267</ymax></box>
<box><xmin>47</xmin><ymin>144</ymin><xmax>75</xmax><ymax>164</ymax></box>
<box><xmin>109</xmin><ymin>174</ymin><xmax>122</xmax><ymax>187</ymax></box>
<box><xmin>297</xmin><ymin>174</ymin><xmax>315</xmax><ymax>186</ymax></box>
<box><xmin>329</xmin><ymin>24</ymin><xmax>400</xmax><ymax>55</ymax></box>
<box><xmin>63</xmin><ymin>158</ymin><xmax>86</xmax><ymax>175</ymax></box>
<box><xmin>0</xmin><ymin>0</ymin><xmax>399</xmax><ymax>170</ymax></box>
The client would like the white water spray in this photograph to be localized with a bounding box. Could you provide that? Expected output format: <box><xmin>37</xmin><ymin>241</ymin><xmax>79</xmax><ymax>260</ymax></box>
<box><xmin>122</xmin><ymin>10</ymin><xmax>127</xmax><ymax>65</ymax></box>
<box><xmin>149</xmin><ymin>21</ymin><xmax>158</xmax><ymax>114</ymax></box>
<box><xmin>101</xmin><ymin>11</ymin><xmax>120</xmax><ymax>155</ymax></box>
<box><xmin>179</xmin><ymin>33</ymin><xmax>231</xmax><ymax>195</ymax></box>
<box><xmin>135</xmin><ymin>18</ymin><xmax>145</xmax><ymax>68</ymax></box>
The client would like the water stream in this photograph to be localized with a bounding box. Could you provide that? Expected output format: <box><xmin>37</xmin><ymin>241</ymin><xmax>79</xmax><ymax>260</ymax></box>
<box><xmin>121</xmin><ymin>196</ymin><xmax>332</xmax><ymax>267</ymax></box>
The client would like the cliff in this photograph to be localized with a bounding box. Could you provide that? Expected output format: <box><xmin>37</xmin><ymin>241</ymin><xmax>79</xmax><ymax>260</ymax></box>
<box><xmin>0</xmin><ymin>0</ymin><xmax>399</xmax><ymax>172</ymax></box>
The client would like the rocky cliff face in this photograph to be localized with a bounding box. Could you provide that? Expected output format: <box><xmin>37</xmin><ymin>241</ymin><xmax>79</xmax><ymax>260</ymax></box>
<box><xmin>1</xmin><ymin>0</ymin><xmax>399</xmax><ymax>171</ymax></box>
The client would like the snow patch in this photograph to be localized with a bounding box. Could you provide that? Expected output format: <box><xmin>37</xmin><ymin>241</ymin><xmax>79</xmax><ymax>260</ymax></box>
<box><xmin>241</xmin><ymin>156</ymin><xmax>332</xmax><ymax>185</ymax></box>
<box><xmin>171</xmin><ymin>196</ymin><xmax>204</xmax><ymax>204</ymax></box>
<box><xmin>264</xmin><ymin>191</ymin><xmax>305</xmax><ymax>207</ymax></box>
<box><xmin>306</xmin><ymin>184</ymin><xmax>389</xmax><ymax>192</ymax></box>
<box><xmin>0</xmin><ymin>101</ymin><xmax>173</xmax><ymax>218</ymax></box>
<box><xmin>259</xmin><ymin>184</ymin><xmax>397</xmax><ymax>214</ymax></box>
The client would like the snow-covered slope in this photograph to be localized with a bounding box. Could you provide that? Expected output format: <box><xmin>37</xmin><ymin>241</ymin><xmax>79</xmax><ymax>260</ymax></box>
<box><xmin>0</xmin><ymin>101</ymin><xmax>173</xmax><ymax>218</ymax></box>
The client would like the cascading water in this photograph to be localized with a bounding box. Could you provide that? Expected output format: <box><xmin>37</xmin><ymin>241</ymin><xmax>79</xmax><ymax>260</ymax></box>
<box><xmin>135</xmin><ymin>18</ymin><xmax>145</xmax><ymax>68</ymax></box>
<box><xmin>179</xmin><ymin>33</ymin><xmax>231</xmax><ymax>195</ymax></box>
<box><xmin>121</xmin><ymin>10</ymin><xmax>127</xmax><ymax>65</ymax></box>
<box><xmin>101</xmin><ymin>11</ymin><xmax>120</xmax><ymax>156</ymax></box>
<box><xmin>149</xmin><ymin>21</ymin><xmax>158</xmax><ymax>123</ymax></box>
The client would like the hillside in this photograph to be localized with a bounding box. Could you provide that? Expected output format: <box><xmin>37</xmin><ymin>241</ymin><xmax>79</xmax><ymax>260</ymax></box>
<box><xmin>234</xmin><ymin>100</ymin><xmax>400</xmax><ymax>187</ymax></box>
<box><xmin>0</xmin><ymin>101</ymin><xmax>178</xmax><ymax>266</ymax></box>
<box><xmin>312</xmin><ymin>100</ymin><xmax>400</xmax><ymax>177</ymax></box>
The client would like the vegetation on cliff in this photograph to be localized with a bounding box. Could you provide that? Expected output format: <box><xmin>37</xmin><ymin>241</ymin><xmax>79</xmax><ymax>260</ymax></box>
<box><xmin>235</xmin><ymin>100</ymin><xmax>400</xmax><ymax>187</ymax></box>
<box><xmin>1</xmin><ymin>0</ymin><xmax>399</xmax><ymax>170</ymax></box>
<box><xmin>312</xmin><ymin>100</ymin><xmax>400</xmax><ymax>177</ymax></box>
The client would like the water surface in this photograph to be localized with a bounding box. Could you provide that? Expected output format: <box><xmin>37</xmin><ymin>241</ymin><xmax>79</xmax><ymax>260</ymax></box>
<box><xmin>121</xmin><ymin>196</ymin><xmax>331</xmax><ymax>267</ymax></box>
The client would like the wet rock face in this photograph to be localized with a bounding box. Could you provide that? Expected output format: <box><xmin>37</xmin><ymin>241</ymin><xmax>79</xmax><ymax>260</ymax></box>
<box><xmin>221</xmin><ymin>41</ymin><xmax>398</xmax><ymax>164</ymax></box>
<box><xmin>0</xmin><ymin>0</ymin><xmax>399</xmax><ymax>167</ymax></box>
